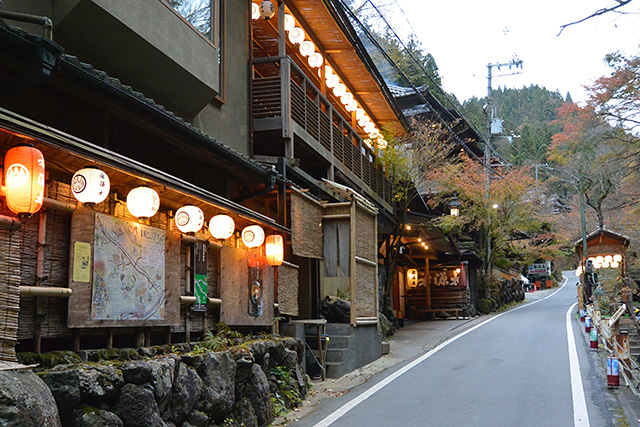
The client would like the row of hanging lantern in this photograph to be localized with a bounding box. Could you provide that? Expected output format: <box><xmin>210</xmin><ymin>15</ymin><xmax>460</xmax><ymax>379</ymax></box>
<box><xmin>251</xmin><ymin>2</ymin><xmax>387</xmax><ymax>150</ymax></box>
<box><xmin>2</xmin><ymin>145</ymin><xmax>284</xmax><ymax>266</ymax></box>
<box><xmin>575</xmin><ymin>254</ymin><xmax>624</xmax><ymax>276</ymax></box>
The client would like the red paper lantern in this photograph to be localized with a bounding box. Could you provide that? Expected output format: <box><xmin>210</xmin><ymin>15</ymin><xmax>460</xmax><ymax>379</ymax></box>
<box><xmin>4</xmin><ymin>144</ymin><xmax>45</xmax><ymax>216</ymax></box>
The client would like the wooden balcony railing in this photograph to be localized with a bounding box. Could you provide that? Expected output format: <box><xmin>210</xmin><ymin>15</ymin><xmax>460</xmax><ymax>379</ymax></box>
<box><xmin>252</xmin><ymin>56</ymin><xmax>394</xmax><ymax>209</ymax></box>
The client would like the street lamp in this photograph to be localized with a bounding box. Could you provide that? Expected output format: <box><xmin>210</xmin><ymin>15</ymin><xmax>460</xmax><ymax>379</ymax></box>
<box><xmin>449</xmin><ymin>195</ymin><xmax>461</xmax><ymax>216</ymax></box>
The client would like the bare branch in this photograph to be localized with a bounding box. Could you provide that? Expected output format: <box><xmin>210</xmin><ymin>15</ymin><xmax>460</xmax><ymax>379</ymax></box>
<box><xmin>558</xmin><ymin>0</ymin><xmax>633</xmax><ymax>35</ymax></box>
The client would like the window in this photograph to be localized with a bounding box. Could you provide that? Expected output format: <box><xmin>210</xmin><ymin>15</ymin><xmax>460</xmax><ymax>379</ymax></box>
<box><xmin>167</xmin><ymin>0</ymin><xmax>217</xmax><ymax>43</ymax></box>
<box><xmin>166</xmin><ymin>0</ymin><xmax>225</xmax><ymax>99</ymax></box>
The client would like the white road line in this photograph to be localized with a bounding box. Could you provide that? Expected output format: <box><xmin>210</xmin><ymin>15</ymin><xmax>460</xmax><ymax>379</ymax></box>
<box><xmin>566</xmin><ymin>301</ymin><xmax>590</xmax><ymax>427</ymax></box>
<box><xmin>313</xmin><ymin>282</ymin><xmax>565</xmax><ymax>427</ymax></box>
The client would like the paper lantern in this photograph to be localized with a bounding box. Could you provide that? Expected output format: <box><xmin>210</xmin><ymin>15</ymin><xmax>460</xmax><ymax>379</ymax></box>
<box><xmin>340</xmin><ymin>92</ymin><xmax>353</xmax><ymax>105</ymax></box>
<box><xmin>4</xmin><ymin>144</ymin><xmax>45</xmax><ymax>216</ymax></box>
<box><xmin>242</xmin><ymin>225</ymin><xmax>265</xmax><ymax>248</ymax></box>
<box><xmin>299</xmin><ymin>40</ymin><xmax>315</xmax><ymax>57</ymax></box>
<box><xmin>345</xmin><ymin>99</ymin><xmax>358</xmax><ymax>112</ymax></box>
<box><xmin>332</xmin><ymin>83</ymin><xmax>346</xmax><ymax>97</ymax></box>
<box><xmin>126</xmin><ymin>186</ymin><xmax>160</xmax><ymax>219</ymax></box>
<box><xmin>265</xmin><ymin>234</ymin><xmax>284</xmax><ymax>266</ymax></box>
<box><xmin>613</xmin><ymin>254</ymin><xmax>623</xmax><ymax>262</ymax></box>
<box><xmin>209</xmin><ymin>214</ymin><xmax>235</xmax><ymax>239</ymax></box>
<box><xmin>288</xmin><ymin>27</ymin><xmax>305</xmax><ymax>44</ymax></box>
<box><xmin>325</xmin><ymin>74</ymin><xmax>339</xmax><ymax>89</ymax></box>
<box><xmin>259</xmin><ymin>0</ymin><xmax>275</xmax><ymax>19</ymax></box>
<box><xmin>308</xmin><ymin>52</ymin><xmax>324</xmax><ymax>68</ymax></box>
<box><xmin>251</xmin><ymin>3</ymin><xmax>260</xmax><ymax>20</ymax></box>
<box><xmin>71</xmin><ymin>166</ymin><xmax>110</xmax><ymax>205</ymax></box>
<box><xmin>604</xmin><ymin>255</ymin><xmax>613</xmax><ymax>263</ymax></box>
<box><xmin>174</xmin><ymin>205</ymin><xmax>204</xmax><ymax>233</ymax></box>
<box><xmin>284</xmin><ymin>13</ymin><xmax>295</xmax><ymax>32</ymax></box>
<box><xmin>611</xmin><ymin>261</ymin><xmax>620</xmax><ymax>268</ymax></box>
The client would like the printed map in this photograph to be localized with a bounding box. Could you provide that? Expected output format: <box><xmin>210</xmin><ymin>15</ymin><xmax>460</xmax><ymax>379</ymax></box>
<box><xmin>91</xmin><ymin>213</ymin><xmax>166</xmax><ymax>320</ymax></box>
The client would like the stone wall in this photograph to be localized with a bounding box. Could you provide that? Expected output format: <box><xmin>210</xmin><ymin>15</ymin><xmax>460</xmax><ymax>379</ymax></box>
<box><xmin>2</xmin><ymin>338</ymin><xmax>306</xmax><ymax>427</ymax></box>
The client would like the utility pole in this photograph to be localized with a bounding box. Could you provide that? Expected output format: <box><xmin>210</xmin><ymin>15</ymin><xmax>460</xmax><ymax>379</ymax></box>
<box><xmin>484</xmin><ymin>57</ymin><xmax>523</xmax><ymax>275</ymax></box>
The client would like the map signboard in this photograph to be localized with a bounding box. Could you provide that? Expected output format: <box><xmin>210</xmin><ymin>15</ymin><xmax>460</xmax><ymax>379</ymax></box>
<box><xmin>91</xmin><ymin>213</ymin><xmax>166</xmax><ymax>321</ymax></box>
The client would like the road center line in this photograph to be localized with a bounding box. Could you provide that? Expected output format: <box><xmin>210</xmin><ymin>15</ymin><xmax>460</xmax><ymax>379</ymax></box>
<box><xmin>313</xmin><ymin>282</ymin><xmax>565</xmax><ymax>427</ymax></box>
<box><xmin>566</xmin><ymin>301</ymin><xmax>590</xmax><ymax>427</ymax></box>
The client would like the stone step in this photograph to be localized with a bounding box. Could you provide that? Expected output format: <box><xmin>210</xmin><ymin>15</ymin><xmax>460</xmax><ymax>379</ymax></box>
<box><xmin>325</xmin><ymin>348</ymin><xmax>346</xmax><ymax>364</ymax></box>
<box><xmin>326</xmin><ymin>361</ymin><xmax>352</xmax><ymax>378</ymax></box>
<box><xmin>325</xmin><ymin>323</ymin><xmax>355</xmax><ymax>336</ymax></box>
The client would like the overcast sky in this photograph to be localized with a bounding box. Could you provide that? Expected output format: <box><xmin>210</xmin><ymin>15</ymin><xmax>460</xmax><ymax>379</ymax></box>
<box><xmin>385</xmin><ymin>0</ymin><xmax>640</xmax><ymax>103</ymax></box>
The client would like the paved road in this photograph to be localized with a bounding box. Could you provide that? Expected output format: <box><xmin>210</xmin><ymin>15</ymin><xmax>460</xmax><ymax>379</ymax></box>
<box><xmin>293</xmin><ymin>273</ymin><xmax>628</xmax><ymax>427</ymax></box>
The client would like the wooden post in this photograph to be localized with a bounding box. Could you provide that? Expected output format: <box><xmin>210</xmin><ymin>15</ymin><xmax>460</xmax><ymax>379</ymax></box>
<box><xmin>349</xmin><ymin>198</ymin><xmax>357</xmax><ymax>326</ymax></box>
<box><xmin>73</xmin><ymin>330</ymin><xmax>80</xmax><ymax>352</ymax></box>
<box><xmin>34</xmin><ymin>210</ymin><xmax>47</xmax><ymax>353</ymax></box>
<box><xmin>135</xmin><ymin>329</ymin><xmax>145</xmax><ymax>348</ymax></box>
<box><xmin>425</xmin><ymin>259</ymin><xmax>431</xmax><ymax>310</ymax></box>
<box><xmin>106</xmin><ymin>329</ymin><xmax>113</xmax><ymax>349</ymax></box>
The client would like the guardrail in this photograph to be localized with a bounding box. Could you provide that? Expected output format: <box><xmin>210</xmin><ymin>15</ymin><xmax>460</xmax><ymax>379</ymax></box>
<box><xmin>586</xmin><ymin>304</ymin><xmax>640</xmax><ymax>398</ymax></box>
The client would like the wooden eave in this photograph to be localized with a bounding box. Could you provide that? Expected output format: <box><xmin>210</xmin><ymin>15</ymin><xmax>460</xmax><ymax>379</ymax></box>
<box><xmin>253</xmin><ymin>0</ymin><xmax>404</xmax><ymax>135</ymax></box>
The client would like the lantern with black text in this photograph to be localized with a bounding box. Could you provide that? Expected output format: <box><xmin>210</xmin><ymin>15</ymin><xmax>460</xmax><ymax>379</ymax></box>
<box><xmin>4</xmin><ymin>144</ymin><xmax>45</xmax><ymax>217</ymax></box>
<box><xmin>265</xmin><ymin>234</ymin><xmax>284</xmax><ymax>266</ymax></box>
<box><xmin>242</xmin><ymin>225</ymin><xmax>265</xmax><ymax>248</ymax></box>
<box><xmin>209</xmin><ymin>214</ymin><xmax>235</xmax><ymax>239</ymax></box>
<box><xmin>71</xmin><ymin>166</ymin><xmax>110</xmax><ymax>205</ymax></box>
<box><xmin>174</xmin><ymin>205</ymin><xmax>204</xmax><ymax>233</ymax></box>
<box><xmin>126</xmin><ymin>186</ymin><xmax>160</xmax><ymax>219</ymax></box>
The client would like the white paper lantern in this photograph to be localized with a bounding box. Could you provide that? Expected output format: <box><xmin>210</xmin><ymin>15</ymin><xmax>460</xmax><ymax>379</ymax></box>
<box><xmin>332</xmin><ymin>83</ymin><xmax>346</xmax><ymax>97</ymax></box>
<box><xmin>242</xmin><ymin>225</ymin><xmax>265</xmax><ymax>248</ymax></box>
<box><xmin>174</xmin><ymin>205</ymin><xmax>204</xmax><ymax>233</ymax></box>
<box><xmin>284</xmin><ymin>13</ymin><xmax>295</xmax><ymax>32</ymax></box>
<box><xmin>259</xmin><ymin>0</ymin><xmax>275</xmax><ymax>19</ymax></box>
<box><xmin>126</xmin><ymin>186</ymin><xmax>160</xmax><ymax>219</ymax></box>
<box><xmin>604</xmin><ymin>255</ymin><xmax>613</xmax><ymax>263</ymax></box>
<box><xmin>613</xmin><ymin>254</ymin><xmax>623</xmax><ymax>262</ymax></box>
<box><xmin>325</xmin><ymin>74</ymin><xmax>339</xmax><ymax>89</ymax></box>
<box><xmin>71</xmin><ymin>166</ymin><xmax>110</xmax><ymax>205</ymax></box>
<box><xmin>288</xmin><ymin>27</ymin><xmax>305</xmax><ymax>44</ymax></box>
<box><xmin>209</xmin><ymin>214</ymin><xmax>235</xmax><ymax>239</ymax></box>
<box><xmin>308</xmin><ymin>52</ymin><xmax>324</xmax><ymax>68</ymax></box>
<box><xmin>299</xmin><ymin>40</ymin><xmax>315</xmax><ymax>57</ymax></box>
<box><xmin>345</xmin><ymin>99</ymin><xmax>358</xmax><ymax>112</ymax></box>
<box><xmin>251</xmin><ymin>3</ymin><xmax>260</xmax><ymax>20</ymax></box>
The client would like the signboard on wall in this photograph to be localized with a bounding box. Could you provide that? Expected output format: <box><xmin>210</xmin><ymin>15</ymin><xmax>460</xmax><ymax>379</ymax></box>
<box><xmin>193</xmin><ymin>241</ymin><xmax>208</xmax><ymax>312</ymax></box>
<box><xmin>91</xmin><ymin>213</ymin><xmax>166</xmax><ymax>321</ymax></box>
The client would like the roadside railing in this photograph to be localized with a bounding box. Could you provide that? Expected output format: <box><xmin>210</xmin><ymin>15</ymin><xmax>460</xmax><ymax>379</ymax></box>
<box><xmin>586</xmin><ymin>304</ymin><xmax>640</xmax><ymax>399</ymax></box>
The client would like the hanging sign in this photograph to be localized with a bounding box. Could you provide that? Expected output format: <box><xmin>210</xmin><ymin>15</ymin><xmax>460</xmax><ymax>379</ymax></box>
<box><xmin>193</xmin><ymin>241</ymin><xmax>208</xmax><ymax>312</ymax></box>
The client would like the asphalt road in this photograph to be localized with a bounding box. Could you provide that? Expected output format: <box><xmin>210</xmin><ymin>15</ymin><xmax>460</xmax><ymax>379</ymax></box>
<box><xmin>293</xmin><ymin>273</ymin><xmax>628</xmax><ymax>427</ymax></box>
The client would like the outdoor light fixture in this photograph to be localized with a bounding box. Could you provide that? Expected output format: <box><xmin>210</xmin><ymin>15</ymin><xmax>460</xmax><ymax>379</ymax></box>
<box><xmin>4</xmin><ymin>144</ymin><xmax>45</xmax><ymax>217</ymax></box>
<box><xmin>174</xmin><ymin>205</ymin><xmax>204</xmax><ymax>234</ymax></box>
<box><xmin>288</xmin><ymin>27</ymin><xmax>305</xmax><ymax>44</ymax></box>
<box><xmin>265</xmin><ymin>234</ymin><xmax>284</xmax><ymax>266</ymax></box>
<box><xmin>308</xmin><ymin>52</ymin><xmax>323</xmax><ymax>68</ymax></box>
<box><xmin>407</xmin><ymin>268</ymin><xmax>418</xmax><ymax>288</ymax></box>
<box><xmin>333</xmin><ymin>83</ymin><xmax>347</xmax><ymax>97</ymax></box>
<box><xmin>325</xmin><ymin>73</ymin><xmax>339</xmax><ymax>88</ymax></box>
<box><xmin>340</xmin><ymin>92</ymin><xmax>353</xmax><ymax>105</ymax></box>
<box><xmin>299</xmin><ymin>40</ymin><xmax>315</xmax><ymax>57</ymax></box>
<box><xmin>284</xmin><ymin>13</ymin><xmax>295</xmax><ymax>32</ymax></box>
<box><xmin>126</xmin><ymin>186</ymin><xmax>160</xmax><ymax>219</ymax></box>
<box><xmin>345</xmin><ymin>99</ymin><xmax>358</xmax><ymax>112</ymax></box>
<box><xmin>242</xmin><ymin>225</ymin><xmax>265</xmax><ymax>248</ymax></box>
<box><xmin>71</xmin><ymin>166</ymin><xmax>110</xmax><ymax>206</ymax></box>
<box><xmin>613</xmin><ymin>254</ymin><xmax>623</xmax><ymax>262</ymax></box>
<box><xmin>251</xmin><ymin>3</ymin><xmax>260</xmax><ymax>20</ymax></box>
<box><xmin>604</xmin><ymin>255</ymin><xmax>613</xmax><ymax>263</ymax></box>
<box><xmin>449</xmin><ymin>195</ymin><xmax>461</xmax><ymax>216</ymax></box>
<box><xmin>259</xmin><ymin>0</ymin><xmax>275</xmax><ymax>20</ymax></box>
<box><xmin>209</xmin><ymin>214</ymin><xmax>235</xmax><ymax>239</ymax></box>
